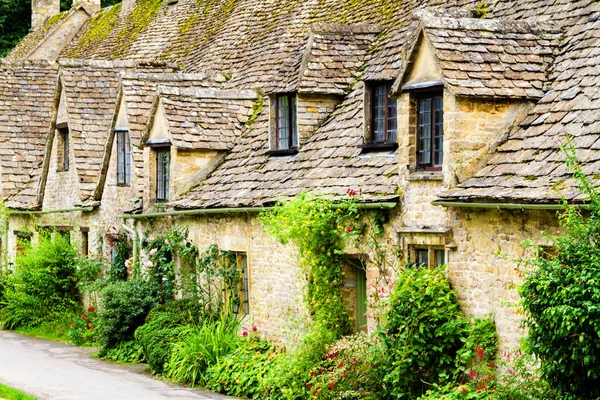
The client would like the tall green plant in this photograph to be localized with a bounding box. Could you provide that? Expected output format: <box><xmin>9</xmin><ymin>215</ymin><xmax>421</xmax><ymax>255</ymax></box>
<box><xmin>519</xmin><ymin>144</ymin><xmax>600</xmax><ymax>398</ymax></box>
<box><xmin>1</xmin><ymin>235</ymin><xmax>79</xmax><ymax>329</ymax></box>
<box><xmin>260</xmin><ymin>193</ymin><xmax>356</xmax><ymax>337</ymax></box>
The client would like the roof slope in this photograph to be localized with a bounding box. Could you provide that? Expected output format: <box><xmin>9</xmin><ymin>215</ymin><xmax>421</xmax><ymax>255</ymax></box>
<box><xmin>176</xmin><ymin>83</ymin><xmax>399</xmax><ymax>209</ymax></box>
<box><xmin>0</xmin><ymin>61</ymin><xmax>59</xmax><ymax>210</ymax></box>
<box><xmin>439</xmin><ymin>3</ymin><xmax>600</xmax><ymax>203</ymax></box>
<box><xmin>395</xmin><ymin>12</ymin><xmax>561</xmax><ymax>99</ymax></box>
<box><xmin>158</xmin><ymin>87</ymin><xmax>258</xmax><ymax>151</ymax></box>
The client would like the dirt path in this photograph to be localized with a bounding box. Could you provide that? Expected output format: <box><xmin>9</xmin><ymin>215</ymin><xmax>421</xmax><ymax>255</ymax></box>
<box><xmin>0</xmin><ymin>330</ymin><xmax>234</xmax><ymax>400</ymax></box>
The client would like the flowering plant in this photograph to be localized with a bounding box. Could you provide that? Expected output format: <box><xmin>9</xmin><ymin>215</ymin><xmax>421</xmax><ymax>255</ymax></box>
<box><xmin>68</xmin><ymin>306</ymin><xmax>98</xmax><ymax>346</ymax></box>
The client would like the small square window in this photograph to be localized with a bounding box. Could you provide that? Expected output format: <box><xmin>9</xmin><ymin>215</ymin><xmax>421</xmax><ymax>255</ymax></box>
<box><xmin>416</xmin><ymin>92</ymin><xmax>444</xmax><ymax>170</ymax></box>
<box><xmin>411</xmin><ymin>247</ymin><xmax>446</xmax><ymax>269</ymax></box>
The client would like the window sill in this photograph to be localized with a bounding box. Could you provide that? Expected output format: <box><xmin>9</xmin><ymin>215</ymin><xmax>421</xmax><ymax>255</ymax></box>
<box><xmin>266</xmin><ymin>149</ymin><xmax>299</xmax><ymax>157</ymax></box>
<box><xmin>358</xmin><ymin>143</ymin><xmax>398</xmax><ymax>153</ymax></box>
<box><xmin>116</xmin><ymin>184</ymin><xmax>131</xmax><ymax>188</ymax></box>
<box><xmin>408</xmin><ymin>171</ymin><xmax>443</xmax><ymax>181</ymax></box>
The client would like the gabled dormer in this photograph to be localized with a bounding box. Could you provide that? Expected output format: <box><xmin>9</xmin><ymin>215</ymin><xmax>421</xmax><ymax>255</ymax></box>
<box><xmin>141</xmin><ymin>87</ymin><xmax>258</xmax><ymax>207</ymax></box>
<box><xmin>269</xmin><ymin>23</ymin><xmax>381</xmax><ymax>155</ymax></box>
<box><xmin>391</xmin><ymin>11</ymin><xmax>560</xmax><ymax>183</ymax></box>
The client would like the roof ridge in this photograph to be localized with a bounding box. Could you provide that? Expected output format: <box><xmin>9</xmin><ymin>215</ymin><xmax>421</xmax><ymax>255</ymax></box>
<box><xmin>158</xmin><ymin>86</ymin><xmax>258</xmax><ymax>100</ymax></box>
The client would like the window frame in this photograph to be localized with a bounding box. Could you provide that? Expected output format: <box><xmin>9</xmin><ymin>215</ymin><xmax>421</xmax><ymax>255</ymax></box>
<box><xmin>410</xmin><ymin>246</ymin><xmax>446</xmax><ymax>269</ymax></box>
<box><xmin>155</xmin><ymin>146</ymin><xmax>170</xmax><ymax>202</ymax></box>
<box><xmin>57</xmin><ymin>124</ymin><xmax>69</xmax><ymax>172</ymax></box>
<box><xmin>274</xmin><ymin>93</ymin><xmax>298</xmax><ymax>152</ymax></box>
<box><xmin>415</xmin><ymin>91</ymin><xmax>444</xmax><ymax>171</ymax></box>
<box><xmin>115</xmin><ymin>129</ymin><xmax>131</xmax><ymax>187</ymax></box>
<box><xmin>369</xmin><ymin>81</ymin><xmax>397</xmax><ymax>145</ymax></box>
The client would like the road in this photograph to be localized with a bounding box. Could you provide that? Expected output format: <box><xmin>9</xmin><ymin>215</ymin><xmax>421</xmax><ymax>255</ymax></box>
<box><xmin>0</xmin><ymin>330</ymin><xmax>234</xmax><ymax>400</ymax></box>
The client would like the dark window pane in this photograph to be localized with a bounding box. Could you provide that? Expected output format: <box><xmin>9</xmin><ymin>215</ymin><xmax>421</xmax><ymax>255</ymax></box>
<box><xmin>156</xmin><ymin>149</ymin><xmax>170</xmax><ymax>201</ymax></box>
<box><xmin>372</xmin><ymin>84</ymin><xmax>387</xmax><ymax>142</ymax></box>
<box><xmin>434</xmin><ymin>249</ymin><xmax>445</xmax><ymax>266</ymax></box>
<box><xmin>434</xmin><ymin>97</ymin><xmax>444</xmax><ymax>166</ymax></box>
<box><xmin>291</xmin><ymin>95</ymin><xmax>298</xmax><ymax>148</ymax></box>
<box><xmin>277</xmin><ymin>95</ymin><xmax>289</xmax><ymax>150</ymax></box>
<box><xmin>416</xmin><ymin>249</ymin><xmax>429</xmax><ymax>268</ymax></box>
<box><xmin>418</xmin><ymin>98</ymin><xmax>432</xmax><ymax>165</ymax></box>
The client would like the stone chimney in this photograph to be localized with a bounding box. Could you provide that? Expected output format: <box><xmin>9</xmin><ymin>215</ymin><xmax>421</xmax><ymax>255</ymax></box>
<box><xmin>32</xmin><ymin>0</ymin><xmax>60</xmax><ymax>29</ymax></box>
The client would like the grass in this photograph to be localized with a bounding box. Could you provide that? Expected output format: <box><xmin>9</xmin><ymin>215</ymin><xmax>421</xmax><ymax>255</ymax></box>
<box><xmin>14</xmin><ymin>314</ymin><xmax>72</xmax><ymax>343</ymax></box>
<box><xmin>0</xmin><ymin>382</ymin><xmax>37</xmax><ymax>400</ymax></box>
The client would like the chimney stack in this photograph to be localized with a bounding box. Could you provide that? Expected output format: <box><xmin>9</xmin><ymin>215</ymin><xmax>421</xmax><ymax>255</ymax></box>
<box><xmin>31</xmin><ymin>0</ymin><xmax>60</xmax><ymax>29</ymax></box>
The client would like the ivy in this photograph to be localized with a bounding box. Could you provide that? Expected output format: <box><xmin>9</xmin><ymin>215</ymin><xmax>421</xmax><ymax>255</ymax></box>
<box><xmin>260</xmin><ymin>193</ymin><xmax>364</xmax><ymax>338</ymax></box>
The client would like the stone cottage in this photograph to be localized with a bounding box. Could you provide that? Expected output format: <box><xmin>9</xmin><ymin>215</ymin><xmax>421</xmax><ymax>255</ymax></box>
<box><xmin>1</xmin><ymin>0</ymin><xmax>598</xmax><ymax>347</ymax></box>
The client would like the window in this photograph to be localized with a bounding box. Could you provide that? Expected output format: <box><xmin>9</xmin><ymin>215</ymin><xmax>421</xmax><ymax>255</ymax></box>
<box><xmin>155</xmin><ymin>147</ymin><xmax>170</xmax><ymax>202</ymax></box>
<box><xmin>370</xmin><ymin>81</ymin><xmax>397</xmax><ymax>144</ymax></box>
<box><xmin>275</xmin><ymin>93</ymin><xmax>298</xmax><ymax>151</ymax></box>
<box><xmin>340</xmin><ymin>257</ymin><xmax>368</xmax><ymax>332</ymax></box>
<box><xmin>412</xmin><ymin>247</ymin><xmax>446</xmax><ymax>268</ymax></box>
<box><xmin>57</xmin><ymin>124</ymin><xmax>69</xmax><ymax>171</ymax></box>
<box><xmin>81</xmin><ymin>227</ymin><xmax>89</xmax><ymax>256</ymax></box>
<box><xmin>417</xmin><ymin>93</ymin><xmax>444</xmax><ymax>170</ymax></box>
<box><xmin>116</xmin><ymin>130</ymin><xmax>131</xmax><ymax>186</ymax></box>
<box><xmin>14</xmin><ymin>230</ymin><xmax>32</xmax><ymax>257</ymax></box>
<box><xmin>232</xmin><ymin>253</ymin><xmax>250</xmax><ymax>315</ymax></box>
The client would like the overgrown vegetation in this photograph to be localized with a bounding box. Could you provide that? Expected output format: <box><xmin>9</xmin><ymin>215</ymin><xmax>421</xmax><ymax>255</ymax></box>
<box><xmin>519</xmin><ymin>145</ymin><xmax>600</xmax><ymax>398</ymax></box>
<box><xmin>0</xmin><ymin>382</ymin><xmax>37</xmax><ymax>400</ymax></box>
<box><xmin>1</xmin><ymin>235</ymin><xmax>79</xmax><ymax>330</ymax></box>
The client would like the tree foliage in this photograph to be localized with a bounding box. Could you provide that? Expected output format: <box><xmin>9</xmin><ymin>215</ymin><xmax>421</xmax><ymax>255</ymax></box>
<box><xmin>0</xmin><ymin>0</ymin><xmax>30</xmax><ymax>57</ymax></box>
<box><xmin>520</xmin><ymin>145</ymin><xmax>600</xmax><ymax>398</ymax></box>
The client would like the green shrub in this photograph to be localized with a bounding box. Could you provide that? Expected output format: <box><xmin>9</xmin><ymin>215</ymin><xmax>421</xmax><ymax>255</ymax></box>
<box><xmin>205</xmin><ymin>334</ymin><xmax>276</xmax><ymax>398</ymax></box>
<box><xmin>135</xmin><ymin>298</ymin><xmax>210</xmax><ymax>374</ymax></box>
<box><xmin>98</xmin><ymin>340</ymin><xmax>145</xmax><ymax>363</ymax></box>
<box><xmin>519</xmin><ymin>148</ymin><xmax>600</xmax><ymax>398</ymax></box>
<box><xmin>166</xmin><ymin>313</ymin><xmax>241</xmax><ymax>386</ymax></box>
<box><xmin>68</xmin><ymin>306</ymin><xmax>98</xmax><ymax>346</ymax></box>
<box><xmin>260</xmin><ymin>326</ymin><xmax>336</xmax><ymax>400</ymax></box>
<box><xmin>97</xmin><ymin>279</ymin><xmax>158</xmax><ymax>349</ymax></box>
<box><xmin>379</xmin><ymin>266</ymin><xmax>494</xmax><ymax>399</ymax></box>
<box><xmin>0</xmin><ymin>269</ymin><xmax>10</xmax><ymax>309</ymax></box>
<box><xmin>1</xmin><ymin>235</ymin><xmax>79</xmax><ymax>329</ymax></box>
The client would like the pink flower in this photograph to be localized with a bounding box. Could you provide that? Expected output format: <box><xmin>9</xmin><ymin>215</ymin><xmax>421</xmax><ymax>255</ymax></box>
<box><xmin>242</xmin><ymin>331</ymin><xmax>248</xmax><ymax>336</ymax></box>
<box><xmin>145</xmin><ymin>260</ymin><xmax>153</xmax><ymax>268</ymax></box>
<box><xmin>149</xmin><ymin>248</ymin><xmax>157</xmax><ymax>256</ymax></box>
<box><xmin>346</xmin><ymin>226</ymin><xmax>352</xmax><ymax>233</ymax></box>
<box><xmin>346</xmin><ymin>188</ymin><xmax>357</xmax><ymax>197</ymax></box>
<box><xmin>164</xmin><ymin>239</ymin><xmax>169</xmax><ymax>246</ymax></box>
<box><xmin>251</xmin><ymin>326</ymin><xmax>257</xmax><ymax>331</ymax></box>
<box><xmin>469</xmin><ymin>370</ymin><xmax>476</xmax><ymax>377</ymax></box>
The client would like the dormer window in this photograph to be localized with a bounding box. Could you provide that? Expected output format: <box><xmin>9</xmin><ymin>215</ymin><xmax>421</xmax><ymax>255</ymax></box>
<box><xmin>156</xmin><ymin>147</ymin><xmax>170</xmax><ymax>202</ymax></box>
<box><xmin>270</xmin><ymin>93</ymin><xmax>298</xmax><ymax>154</ymax></box>
<box><xmin>361</xmin><ymin>82</ymin><xmax>398</xmax><ymax>152</ymax></box>
<box><xmin>116</xmin><ymin>129</ymin><xmax>131</xmax><ymax>186</ymax></box>
<box><xmin>416</xmin><ymin>92</ymin><xmax>443</xmax><ymax>170</ymax></box>
<box><xmin>371</xmin><ymin>81</ymin><xmax>397</xmax><ymax>144</ymax></box>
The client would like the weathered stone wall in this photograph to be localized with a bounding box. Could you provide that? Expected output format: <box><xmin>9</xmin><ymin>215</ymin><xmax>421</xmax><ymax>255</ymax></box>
<box><xmin>136</xmin><ymin>214</ymin><xmax>311</xmax><ymax>347</ymax></box>
<box><xmin>297</xmin><ymin>94</ymin><xmax>341</xmax><ymax>143</ymax></box>
<box><xmin>30</xmin><ymin>9</ymin><xmax>91</xmax><ymax>60</ymax></box>
<box><xmin>447</xmin><ymin>208</ymin><xmax>559</xmax><ymax>348</ymax></box>
<box><xmin>42</xmin><ymin>130</ymin><xmax>80</xmax><ymax>211</ymax></box>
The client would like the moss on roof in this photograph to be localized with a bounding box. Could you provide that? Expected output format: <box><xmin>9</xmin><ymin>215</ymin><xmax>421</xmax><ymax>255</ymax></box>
<box><xmin>6</xmin><ymin>10</ymin><xmax>70</xmax><ymax>59</ymax></box>
<box><xmin>63</xmin><ymin>4</ymin><xmax>121</xmax><ymax>58</ymax></box>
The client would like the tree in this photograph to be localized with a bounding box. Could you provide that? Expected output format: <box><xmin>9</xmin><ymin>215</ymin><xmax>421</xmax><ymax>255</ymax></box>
<box><xmin>520</xmin><ymin>144</ymin><xmax>600</xmax><ymax>398</ymax></box>
<box><xmin>0</xmin><ymin>0</ymin><xmax>30</xmax><ymax>57</ymax></box>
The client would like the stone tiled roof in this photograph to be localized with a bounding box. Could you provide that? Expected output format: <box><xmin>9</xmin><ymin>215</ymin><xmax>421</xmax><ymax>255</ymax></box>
<box><xmin>0</xmin><ymin>60</ymin><xmax>59</xmax><ymax>210</ymax></box>
<box><xmin>157</xmin><ymin>87</ymin><xmax>258</xmax><ymax>151</ymax></box>
<box><xmin>277</xmin><ymin>24</ymin><xmax>380</xmax><ymax>96</ymax></box>
<box><xmin>59</xmin><ymin>60</ymin><xmax>178</xmax><ymax>203</ymax></box>
<box><xmin>175</xmin><ymin>82</ymin><xmax>399</xmax><ymax>209</ymax></box>
<box><xmin>394</xmin><ymin>12</ymin><xmax>561</xmax><ymax>99</ymax></box>
<box><xmin>439</xmin><ymin>3</ymin><xmax>600</xmax><ymax>203</ymax></box>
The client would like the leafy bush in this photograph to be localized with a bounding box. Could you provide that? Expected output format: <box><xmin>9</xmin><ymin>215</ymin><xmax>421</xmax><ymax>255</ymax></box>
<box><xmin>97</xmin><ymin>279</ymin><xmax>158</xmax><ymax>349</ymax></box>
<box><xmin>205</xmin><ymin>333</ymin><xmax>276</xmax><ymax>398</ymax></box>
<box><xmin>0</xmin><ymin>269</ymin><xmax>10</xmax><ymax>309</ymax></box>
<box><xmin>379</xmin><ymin>266</ymin><xmax>495</xmax><ymax>399</ymax></box>
<box><xmin>166</xmin><ymin>313</ymin><xmax>241</xmax><ymax>386</ymax></box>
<box><xmin>519</xmin><ymin>146</ymin><xmax>600</xmax><ymax>398</ymax></box>
<box><xmin>135</xmin><ymin>298</ymin><xmax>212</xmax><ymax>373</ymax></box>
<box><xmin>261</xmin><ymin>326</ymin><xmax>336</xmax><ymax>400</ymax></box>
<box><xmin>307</xmin><ymin>332</ymin><xmax>384</xmax><ymax>400</ymax></box>
<box><xmin>99</xmin><ymin>340</ymin><xmax>145</xmax><ymax>363</ymax></box>
<box><xmin>1</xmin><ymin>235</ymin><xmax>79</xmax><ymax>329</ymax></box>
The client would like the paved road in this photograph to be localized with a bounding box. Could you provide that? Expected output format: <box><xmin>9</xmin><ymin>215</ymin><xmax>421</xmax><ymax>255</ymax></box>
<box><xmin>0</xmin><ymin>330</ymin><xmax>234</xmax><ymax>400</ymax></box>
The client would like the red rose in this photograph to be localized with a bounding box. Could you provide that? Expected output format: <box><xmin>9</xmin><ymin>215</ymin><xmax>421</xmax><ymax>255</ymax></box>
<box><xmin>81</xmin><ymin>314</ymin><xmax>87</xmax><ymax>320</ymax></box>
<box><xmin>87</xmin><ymin>306</ymin><xmax>95</xmax><ymax>312</ymax></box>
